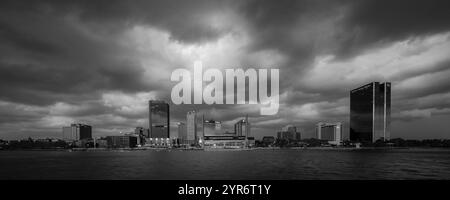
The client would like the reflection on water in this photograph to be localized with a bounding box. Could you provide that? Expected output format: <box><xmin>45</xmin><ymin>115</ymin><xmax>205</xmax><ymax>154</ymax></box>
<box><xmin>0</xmin><ymin>149</ymin><xmax>449</xmax><ymax>179</ymax></box>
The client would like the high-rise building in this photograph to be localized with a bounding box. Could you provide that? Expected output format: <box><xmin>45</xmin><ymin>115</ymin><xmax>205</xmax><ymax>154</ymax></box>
<box><xmin>177</xmin><ymin>122</ymin><xmax>187</xmax><ymax>141</ymax></box>
<box><xmin>234</xmin><ymin>116</ymin><xmax>251</xmax><ymax>137</ymax></box>
<box><xmin>62</xmin><ymin>124</ymin><xmax>92</xmax><ymax>141</ymax></box>
<box><xmin>316</xmin><ymin>122</ymin><xmax>342</xmax><ymax>145</ymax></box>
<box><xmin>186</xmin><ymin>111</ymin><xmax>197</xmax><ymax>143</ymax></box>
<box><xmin>149</xmin><ymin>100</ymin><xmax>170</xmax><ymax>139</ymax></box>
<box><xmin>350</xmin><ymin>82</ymin><xmax>391</xmax><ymax>143</ymax></box>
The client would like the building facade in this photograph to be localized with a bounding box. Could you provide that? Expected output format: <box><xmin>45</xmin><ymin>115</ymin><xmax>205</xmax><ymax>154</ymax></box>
<box><xmin>277</xmin><ymin>125</ymin><xmax>301</xmax><ymax>140</ymax></box>
<box><xmin>144</xmin><ymin>138</ymin><xmax>172</xmax><ymax>147</ymax></box>
<box><xmin>316</xmin><ymin>122</ymin><xmax>342</xmax><ymax>145</ymax></box>
<box><xmin>203</xmin><ymin>120</ymin><xmax>222</xmax><ymax>136</ymax></box>
<box><xmin>134</xmin><ymin>127</ymin><xmax>145</xmax><ymax>136</ymax></box>
<box><xmin>350</xmin><ymin>82</ymin><xmax>391</xmax><ymax>143</ymax></box>
<box><xmin>106</xmin><ymin>136</ymin><xmax>138</xmax><ymax>148</ymax></box>
<box><xmin>177</xmin><ymin>122</ymin><xmax>187</xmax><ymax>141</ymax></box>
<box><xmin>149</xmin><ymin>100</ymin><xmax>170</xmax><ymax>139</ymax></box>
<box><xmin>62</xmin><ymin>124</ymin><xmax>92</xmax><ymax>141</ymax></box>
<box><xmin>203</xmin><ymin>136</ymin><xmax>247</xmax><ymax>149</ymax></box>
<box><xmin>262</xmin><ymin>136</ymin><xmax>276</xmax><ymax>146</ymax></box>
<box><xmin>234</xmin><ymin>116</ymin><xmax>251</xmax><ymax>137</ymax></box>
<box><xmin>186</xmin><ymin>111</ymin><xmax>198</xmax><ymax>144</ymax></box>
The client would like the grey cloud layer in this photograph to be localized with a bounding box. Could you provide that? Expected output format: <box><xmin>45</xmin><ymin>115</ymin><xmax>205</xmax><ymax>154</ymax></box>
<box><xmin>1</xmin><ymin>0</ymin><xmax>450</xmax><ymax>139</ymax></box>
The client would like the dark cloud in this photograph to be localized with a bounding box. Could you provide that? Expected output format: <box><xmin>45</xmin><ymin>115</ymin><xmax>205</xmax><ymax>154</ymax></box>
<box><xmin>0</xmin><ymin>5</ymin><xmax>153</xmax><ymax>105</ymax></box>
<box><xmin>342</xmin><ymin>0</ymin><xmax>450</xmax><ymax>54</ymax></box>
<box><xmin>0</xmin><ymin>0</ymin><xmax>450</xmax><ymax>139</ymax></box>
<box><xmin>0</xmin><ymin>0</ymin><xmax>237</xmax><ymax>43</ymax></box>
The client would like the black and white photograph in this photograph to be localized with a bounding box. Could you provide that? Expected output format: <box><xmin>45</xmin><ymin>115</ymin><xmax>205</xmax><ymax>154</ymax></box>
<box><xmin>1</xmin><ymin>0</ymin><xmax>450</xmax><ymax>190</ymax></box>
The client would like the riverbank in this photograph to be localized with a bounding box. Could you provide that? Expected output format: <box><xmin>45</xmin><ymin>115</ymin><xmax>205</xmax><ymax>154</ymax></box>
<box><xmin>2</xmin><ymin>146</ymin><xmax>450</xmax><ymax>152</ymax></box>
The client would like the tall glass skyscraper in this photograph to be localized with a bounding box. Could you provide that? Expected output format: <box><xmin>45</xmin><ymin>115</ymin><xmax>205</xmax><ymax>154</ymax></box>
<box><xmin>149</xmin><ymin>100</ymin><xmax>170</xmax><ymax>138</ymax></box>
<box><xmin>350</xmin><ymin>82</ymin><xmax>391</xmax><ymax>143</ymax></box>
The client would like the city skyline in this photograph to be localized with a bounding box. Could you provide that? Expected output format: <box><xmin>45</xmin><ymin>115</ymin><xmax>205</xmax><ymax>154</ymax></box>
<box><xmin>1</xmin><ymin>0</ymin><xmax>450</xmax><ymax>140</ymax></box>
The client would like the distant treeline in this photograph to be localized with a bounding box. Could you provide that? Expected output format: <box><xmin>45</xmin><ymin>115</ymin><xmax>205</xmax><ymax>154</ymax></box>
<box><xmin>372</xmin><ymin>138</ymin><xmax>450</xmax><ymax>148</ymax></box>
<box><xmin>0</xmin><ymin>138</ymin><xmax>68</xmax><ymax>150</ymax></box>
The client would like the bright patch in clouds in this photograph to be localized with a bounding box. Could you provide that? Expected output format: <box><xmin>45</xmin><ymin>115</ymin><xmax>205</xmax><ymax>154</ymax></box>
<box><xmin>102</xmin><ymin>91</ymin><xmax>157</xmax><ymax>117</ymax></box>
<box><xmin>302</xmin><ymin>32</ymin><xmax>450</xmax><ymax>90</ymax></box>
<box><xmin>124</xmin><ymin>25</ymin><xmax>287</xmax><ymax>73</ymax></box>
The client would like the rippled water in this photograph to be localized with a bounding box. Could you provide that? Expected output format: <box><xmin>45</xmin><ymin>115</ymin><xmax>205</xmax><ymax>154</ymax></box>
<box><xmin>0</xmin><ymin>149</ymin><xmax>449</xmax><ymax>179</ymax></box>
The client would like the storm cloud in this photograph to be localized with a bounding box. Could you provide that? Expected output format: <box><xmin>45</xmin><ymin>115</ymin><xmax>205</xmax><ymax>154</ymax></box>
<box><xmin>1</xmin><ymin>0</ymin><xmax>450</xmax><ymax>140</ymax></box>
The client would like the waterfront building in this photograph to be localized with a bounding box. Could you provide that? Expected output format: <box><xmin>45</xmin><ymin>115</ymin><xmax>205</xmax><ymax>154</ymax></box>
<box><xmin>106</xmin><ymin>135</ymin><xmax>138</xmax><ymax>148</ymax></box>
<box><xmin>203</xmin><ymin>119</ymin><xmax>222</xmax><ymax>136</ymax></box>
<box><xmin>350</xmin><ymin>82</ymin><xmax>391</xmax><ymax>143</ymax></box>
<box><xmin>186</xmin><ymin>111</ymin><xmax>198</xmax><ymax>144</ymax></box>
<box><xmin>134</xmin><ymin>127</ymin><xmax>147</xmax><ymax>144</ymax></box>
<box><xmin>316</xmin><ymin>122</ymin><xmax>342</xmax><ymax>145</ymax></box>
<box><xmin>95</xmin><ymin>139</ymin><xmax>108</xmax><ymax>148</ymax></box>
<box><xmin>134</xmin><ymin>127</ymin><xmax>145</xmax><ymax>136</ymax></box>
<box><xmin>62</xmin><ymin>124</ymin><xmax>92</xmax><ymax>141</ymax></box>
<box><xmin>277</xmin><ymin>125</ymin><xmax>301</xmax><ymax>141</ymax></box>
<box><xmin>234</xmin><ymin>116</ymin><xmax>251</xmax><ymax>137</ymax></box>
<box><xmin>149</xmin><ymin>100</ymin><xmax>170</xmax><ymax>139</ymax></box>
<box><xmin>247</xmin><ymin>137</ymin><xmax>255</xmax><ymax>147</ymax></box>
<box><xmin>203</xmin><ymin>136</ymin><xmax>247</xmax><ymax>149</ymax></box>
<box><xmin>262</xmin><ymin>136</ymin><xmax>275</xmax><ymax>145</ymax></box>
<box><xmin>125</xmin><ymin>133</ymin><xmax>144</xmax><ymax>146</ymax></box>
<box><xmin>144</xmin><ymin>138</ymin><xmax>171</xmax><ymax>147</ymax></box>
<box><xmin>178</xmin><ymin>122</ymin><xmax>187</xmax><ymax>141</ymax></box>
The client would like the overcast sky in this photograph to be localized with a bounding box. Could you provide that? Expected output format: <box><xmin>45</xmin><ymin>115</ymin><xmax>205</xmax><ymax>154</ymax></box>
<box><xmin>1</xmin><ymin>0</ymin><xmax>450</xmax><ymax>140</ymax></box>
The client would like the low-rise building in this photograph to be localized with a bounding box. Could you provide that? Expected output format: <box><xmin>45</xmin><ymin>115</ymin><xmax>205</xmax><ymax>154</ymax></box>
<box><xmin>247</xmin><ymin>137</ymin><xmax>255</xmax><ymax>147</ymax></box>
<box><xmin>262</xmin><ymin>136</ymin><xmax>276</xmax><ymax>146</ymax></box>
<box><xmin>203</xmin><ymin>136</ymin><xmax>247</xmax><ymax>149</ymax></box>
<box><xmin>277</xmin><ymin>125</ymin><xmax>301</xmax><ymax>141</ymax></box>
<box><xmin>95</xmin><ymin>139</ymin><xmax>108</xmax><ymax>148</ymax></box>
<box><xmin>144</xmin><ymin>137</ymin><xmax>172</xmax><ymax>147</ymax></box>
<box><xmin>106</xmin><ymin>136</ymin><xmax>138</xmax><ymax>148</ymax></box>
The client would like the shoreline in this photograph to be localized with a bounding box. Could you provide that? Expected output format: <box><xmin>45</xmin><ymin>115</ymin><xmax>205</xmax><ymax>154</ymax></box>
<box><xmin>1</xmin><ymin>146</ymin><xmax>450</xmax><ymax>152</ymax></box>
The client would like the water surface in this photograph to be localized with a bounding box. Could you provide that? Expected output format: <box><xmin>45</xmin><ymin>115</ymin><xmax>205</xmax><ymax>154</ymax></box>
<box><xmin>0</xmin><ymin>149</ymin><xmax>449</xmax><ymax>179</ymax></box>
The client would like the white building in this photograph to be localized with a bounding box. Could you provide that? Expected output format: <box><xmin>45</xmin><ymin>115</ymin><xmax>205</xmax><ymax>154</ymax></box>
<box><xmin>316</xmin><ymin>122</ymin><xmax>342</xmax><ymax>145</ymax></box>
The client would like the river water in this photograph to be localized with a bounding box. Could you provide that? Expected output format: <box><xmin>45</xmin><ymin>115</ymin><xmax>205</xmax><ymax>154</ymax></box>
<box><xmin>0</xmin><ymin>149</ymin><xmax>449</xmax><ymax>179</ymax></box>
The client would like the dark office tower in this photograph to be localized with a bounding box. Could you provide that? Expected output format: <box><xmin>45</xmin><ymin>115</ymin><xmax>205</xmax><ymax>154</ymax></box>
<box><xmin>149</xmin><ymin>100</ymin><xmax>170</xmax><ymax>138</ymax></box>
<box><xmin>350</xmin><ymin>82</ymin><xmax>391</xmax><ymax>143</ymax></box>
<box><xmin>79</xmin><ymin>124</ymin><xmax>92</xmax><ymax>140</ymax></box>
